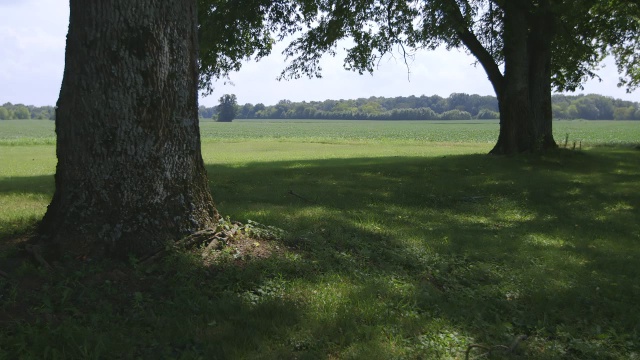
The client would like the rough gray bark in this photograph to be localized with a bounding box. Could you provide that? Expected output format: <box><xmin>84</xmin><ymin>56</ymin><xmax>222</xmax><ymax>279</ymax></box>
<box><xmin>490</xmin><ymin>2</ymin><xmax>535</xmax><ymax>154</ymax></box>
<box><xmin>489</xmin><ymin>2</ymin><xmax>557</xmax><ymax>155</ymax></box>
<box><xmin>39</xmin><ymin>0</ymin><xmax>218</xmax><ymax>259</ymax></box>
<box><xmin>528</xmin><ymin>1</ymin><xmax>557</xmax><ymax>151</ymax></box>
<box><xmin>445</xmin><ymin>0</ymin><xmax>556</xmax><ymax>155</ymax></box>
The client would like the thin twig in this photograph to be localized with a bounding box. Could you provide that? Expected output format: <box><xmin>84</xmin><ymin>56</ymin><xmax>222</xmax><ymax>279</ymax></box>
<box><xmin>201</xmin><ymin>238</ymin><xmax>221</xmax><ymax>259</ymax></box>
<box><xmin>140</xmin><ymin>228</ymin><xmax>218</xmax><ymax>265</ymax></box>
<box><xmin>465</xmin><ymin>344</ymin><xmax>491</xmax><ymax>359</ymax></box>
<box><xmin>24</xmin><ymin>244</ymin><xmax>52</xmax><ymax>271</ymax></box>
<box><xmin>460</xmin><ymin>196</ymin><xmax>486</xmax><ymax>202</ymax></box>
<box><xmin>177</xmin><ymin>228</ymin><xmax>219</xmax><ymax>249</ymax></box>
<box><xmin>288</xmin><ymin>190</ymin><xmax>315</xmax><ymax>203</ymax></box>
<box><xmin>0</xmin><ymin>269</ymin><xmax>10</xmax><ymax>279</ymax></box>
<box><xmin>465</xmin><ymin>335</ymin><xmax>527</xmax><ymax>359</ymax></box>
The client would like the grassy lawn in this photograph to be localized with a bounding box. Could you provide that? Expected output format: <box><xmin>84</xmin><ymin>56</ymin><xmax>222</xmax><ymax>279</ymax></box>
<box><xmin>0</xmin><ymin>120</ymin><xmax>639</xmax><ymax>359</ymax></box>
<box><xmin>2</xmin><ymin>118</ymin><xmax>640</xmax><ymax>145</ymax></box>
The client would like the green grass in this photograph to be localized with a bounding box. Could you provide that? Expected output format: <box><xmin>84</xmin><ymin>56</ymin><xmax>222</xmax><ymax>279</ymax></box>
<box><xmin>0</xmin><ymin>146</ymin><xmax>55</xmax><ymax>238</ymax></box>
<box><xmin>3</xmin><ymin>118</ymin><xmax>640</xmax><ymax>146</ymax></box>
<box><xmin>0</xmin><ymin>120</ymin><xmax>56</xmax><ymax>145</ymax></box>
<box><xmin>1</xmin><ymin>120</ymin><xmax>639</xmax><ymax>359</ymax></box>
<box><xmin>199</xmin><ymin>119</ymin><xmax>502</xmax><ymax>144</ymax></box>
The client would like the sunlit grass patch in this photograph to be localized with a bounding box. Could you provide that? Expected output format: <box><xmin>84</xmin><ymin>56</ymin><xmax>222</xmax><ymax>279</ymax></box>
<box><xmin>0</xmin><ymin>193</ymin><xmax>49</xmax><ymax>243</ymax></box>
<box><xmin>0</xmin><ymin>146</ymin><xmax>56</xmax><ymax>177</ymax></box>
<box><xmin>0</xmin><ymin>121</ymin><xmax>639</xmax><ymax>359</ymax></box>
<box><xmin>524</xmin><ymin>233</ymin><xmax>570</xmax><ymax>248</ymax></box>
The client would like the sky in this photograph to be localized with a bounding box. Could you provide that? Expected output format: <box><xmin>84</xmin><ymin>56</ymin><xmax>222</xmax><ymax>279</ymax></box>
<box><xmin>1</xmin><ymin>0</ymin><xmax>637</xmax><ymax>108</ymax></box>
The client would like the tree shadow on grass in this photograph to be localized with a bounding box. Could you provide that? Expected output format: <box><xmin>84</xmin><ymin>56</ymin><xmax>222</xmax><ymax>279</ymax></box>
<box><xmin>1</xmin><ymin>148</ymin><xmax>639</xmax><ymax>358</ymax></box>
<box><xmin>199</xmin><ymin>148</ymin><xmax>640</xmax><ymax>358</ymax></box>
<box><xmin>0</xmin><ymin>175</ymin><xmax>54</xmax><ymax>196</ymax></box>
<box><xmin>0</xmin><ymin>175</ymin><xmax>53</xmax><ymax>243</ymax></box>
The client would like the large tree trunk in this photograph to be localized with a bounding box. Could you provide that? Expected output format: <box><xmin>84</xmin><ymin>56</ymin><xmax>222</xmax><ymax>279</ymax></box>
<box><xmin>490</xmin><ymin>2</ymin><xmax>536</xmax><ymax>155</ymax></box>
<box><xmin>489</xmin><ymin>1</ymin><xmax>557</xmax><ymax>155</ymax></box>
<box><xmin>528</xmin><ymin>1</ymin><xmax>557</xmax><ymax>151</ymax></box>
<box><xmin>38</xmin><ymin>0</ymin><xmax>218</xmax><ymax>259</ymax></box>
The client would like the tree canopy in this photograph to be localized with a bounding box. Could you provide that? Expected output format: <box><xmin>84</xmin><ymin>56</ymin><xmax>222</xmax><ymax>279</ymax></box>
<box><xmin>196</xmin><ymin>0</ymin><xmax>639</xmax><ymax>92</ymax></box>
<box><xmin>295</xmin><ymin>1</ymin><xmax>636</xmax><ymax>86</ymax></box>
<box><xmin>38</xmin><ymin>0</ymin><xmax>217</xmax><ymax>259</ymax></box>
<box><xmin>217</xmin><ymin>94</ymin><xmax>238</xmax><ymax>122</ymax></box>
<box><xmin>197</xmin><ymin>93</ymin><xmax>639</xmax><ymax>121</ymax></box>
<box><xmin>197</xmin><ymin>0</ymin><xmax>640</xmax><ymax>154</ymax></box>
<box><xmin>0</xmin><ymin>102</ymin><xmax>55</xmax><ymax>120</ymax></box>
<box><xmin>197</xmin><ymin>0</ymin><xmax>303</xmax><ymax>94</ymax></box>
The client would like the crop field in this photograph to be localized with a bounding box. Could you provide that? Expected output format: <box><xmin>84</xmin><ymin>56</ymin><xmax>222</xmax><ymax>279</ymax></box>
<box><xmin>1</xmin><ymin>119</ymin><xmax>640</xmax><ymax>146</ymax></box>
<box><xmin>1</xmin><ymin>119</ymin><xmax>639</xmax><ymax>359</ymax></box>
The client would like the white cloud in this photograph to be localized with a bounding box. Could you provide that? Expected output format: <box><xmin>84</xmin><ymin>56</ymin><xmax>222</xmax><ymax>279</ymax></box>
<box><xmin>573</xmin><ymin>57</ymin><xmax>637</xmax><ymax>99</ymax></box>
<box><xmin>0</xmin><ymin>1</ymin><xmax>636</xmax><ymax>107</ymax></box>
<box><xmin>0</xmin><ymin>0</ymin><xmax>68</xmax><ymax>106</ymax></box>
<box><xmin>201</xmin><ymin>45</ymin><xmax>496</xmax><ymax>107</ymax></box>
<box><xmin>0</xmin><ymin>0</ymin><xmax>30</xmax><ymax>6</ymax></box>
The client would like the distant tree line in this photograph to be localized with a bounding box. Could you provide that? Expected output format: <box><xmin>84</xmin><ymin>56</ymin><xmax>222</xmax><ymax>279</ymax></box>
<box><xmin>4</xmin><ymin>93</ymin><xmax>639</xmax><ymax>122</ymax></box>
<box><xmin>198</xmin><ymin>93</ymin><xmax>640</xmax><ymax>121</ymax></box>
<box><xmin>0</xmin><ymin>102</ymin><xmax>55</xmax><ymax>120</ymax></box>
<box><xmin>552</xmin><ymin>94</ymin><xmax>640</xmax><ymax>120</ymax></box>
<box><xmin>200</xmin><ymin>93</ymin><xmax>497</xmax><ymax>121</ymax></box>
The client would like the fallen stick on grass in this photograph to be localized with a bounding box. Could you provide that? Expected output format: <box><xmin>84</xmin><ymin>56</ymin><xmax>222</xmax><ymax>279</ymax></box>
<box><xmin>288</xmin><ymin>190</ymin><xmax>315</xmax><ymax>203</ymax></box>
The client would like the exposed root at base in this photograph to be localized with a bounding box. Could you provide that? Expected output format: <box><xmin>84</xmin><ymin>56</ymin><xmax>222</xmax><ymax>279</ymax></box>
<box><xmin>141</xmin><ymin>219</ymin><xmax>286</xmax><ymax>267</ymax></box>
<box><xmin>24</xmin><ymin>244</ymin><xmax>52</xmax><ymax>271</ymax></box>
<box><xmin>465</xmin><ymin>335</ymin><xmax>528</xmax><ymax>359</ymax></box>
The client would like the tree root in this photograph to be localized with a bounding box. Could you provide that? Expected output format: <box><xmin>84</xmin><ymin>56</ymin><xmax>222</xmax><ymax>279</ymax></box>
<box><xmin>140</xmin><ymin>220</ymin><xmax>251</xmax><ymax>265</ymax></box>
<box><xmin>288</xmin><ymin>190</ymin><xmax>315</xmax><ymax>203</ymax></box>
<box><xmin>176</xmin><ymin>228</ymin><xmax>220</xmax><ymax>250</ymax></box>
<box><xmin>0</xmin><ymin>269</ymin><xmax>10</xmax><ymax>279</ymax></box>
<box><xmin>201</xmin><ymin>239</ymin><xmax>221</xmax><ymax>259</ymax></box>
<box><xmin>24</xmin><ymin>244</ymin><xmax>52</xmax><ymax>271</ymax></box>
<box><xmin>465</xmin><ymin>335</ymin><xmax>528</xmax><ymax>359</ymax></box>
<box><xmin>139</xmin><ymin>229</ymin><xmax>218</xmax><ymax>265</ymax></box>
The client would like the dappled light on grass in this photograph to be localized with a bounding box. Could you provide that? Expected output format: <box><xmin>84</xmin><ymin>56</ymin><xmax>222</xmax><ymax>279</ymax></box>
<box><xmin>523</xmin><ymin>233</ymin><xmax>572</xmax><ymax>249</ymax></box>
<box><xmin>207</xmin><ymin>147</ymin><xmax>640</xmax><ymax>358</ymax></box>
<box><xmin>0</xmin><ymin>145</ymin><xmax>56</xmax><ymax>241</ymax></box>
<box><xmin>0</xmin><ymin>146</ymin><xmax>56</xmax><ymax>178</ymax></box>
<box><xmin>0</xmin><ymin>194</ymin><xmax>49</xmax><ymax>237</ymax></box>
<box><xmin>1</xmin><ymin>136</ymin><xmax>639</xmax><ymax>358</ymax></box>
<box><xmin>201</xmin><ymin>140</ymin><xmax>491</xmax><ymax>166</ymax></box>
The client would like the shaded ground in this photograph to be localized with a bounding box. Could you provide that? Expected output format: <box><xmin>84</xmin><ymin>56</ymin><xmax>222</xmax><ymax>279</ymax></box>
<box><xmin>1</xmin><ymin>147</ymin><xmax>639</xmax><ymax>359</ymax></box>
